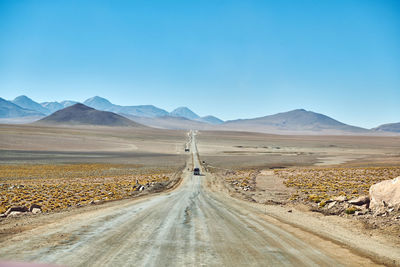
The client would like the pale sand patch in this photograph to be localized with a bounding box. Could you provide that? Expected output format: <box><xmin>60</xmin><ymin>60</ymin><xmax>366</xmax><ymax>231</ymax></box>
<box><xmin>315</xmin><ymin>155</ymin><xmax>365</xmax><ymax>166</ymax></box>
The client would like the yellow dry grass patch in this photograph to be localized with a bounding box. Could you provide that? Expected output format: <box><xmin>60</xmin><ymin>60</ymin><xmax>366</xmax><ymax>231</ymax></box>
<box><xmin>0</xmin><ymin>164</ymin><xmax>174</xmax><ymax>213</ymax></box>
<box><xmin>224</xmin><ymin>170</ymin><xmax>258</xmax><ymax>190</ymax></box>
<box><xmin>275</xmin><ymin>167</ymin><xmax>400</xmax><ymax>203</ymax></box>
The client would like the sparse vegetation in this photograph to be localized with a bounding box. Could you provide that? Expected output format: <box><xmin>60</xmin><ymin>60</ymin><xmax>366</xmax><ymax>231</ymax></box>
<box><xmin>275</xmin><ymin>167</ymin><xmax>400</xmax><ymax>204</ymax></box>
<box><xmin>224</xmin><ymin>170</ymin><xmax>257</xmax><ymax>191</ymax></box>
<box><xmin>345</xmin><ymin>207</ymin><xmax>357</xmax><ymax>214</ymax></box>
<box><xmin>0</xmin><ymin>164</ymin><xmax>176</xmax><ymax>213</ymax></box>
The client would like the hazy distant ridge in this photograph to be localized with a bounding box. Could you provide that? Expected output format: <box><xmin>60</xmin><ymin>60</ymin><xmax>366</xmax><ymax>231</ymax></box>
<box><xmin>1</xmin><ymin>95</ymin><xmax>399</xmax><ymax>135</ymax></box>
<box><xmin>83</xmin><ymin>96</ymin><xmax>169</xmax><ymax>117</ymax></box>
<box><xmin>0</xmin><ymin>97</ymin><xmax>45</xmax><ymax>118</ymax></box>
<box><xmin>13</xmin><ymin>95</ymin><xmax>50</xmax><ymax>115</ymax></box>
<box><xmin>372</xmin><ymin>122</ymin><xmax>400</xmax><ymax>133</ymax></box>
<box><xmin>223</xmin><ymin>109</ymin><xmax>369</xmax><ymax>134</ymax></box>
<box><xmin>41</xmin><ymin>100</ymin><xmax>78</xmax><ymax>113</ymax></box>
<box><xmin>170</xmin><ymin>107</ymin><xmax>223</xmax><ymax>124</ymax></box>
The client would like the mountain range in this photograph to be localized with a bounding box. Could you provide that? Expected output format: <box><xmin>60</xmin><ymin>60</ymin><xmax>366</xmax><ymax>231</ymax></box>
<box><xmin>222</xmin><ymin>109</ymin><xmax>369</xmax><ymax>135</ymax></box>
<box><xmin>36</xmin><ymin>103</ymin><xmax>144</xmax><ymax>127</ymax></box>
<box><xmin>0</xmin><ymin>97</ymin><xmax>44</xmax><ymax>118</ymax></box>
<box><xmin>0</xmin><ymin>95</ymin><xmax>398</xmax><ymax>135</ymax></box>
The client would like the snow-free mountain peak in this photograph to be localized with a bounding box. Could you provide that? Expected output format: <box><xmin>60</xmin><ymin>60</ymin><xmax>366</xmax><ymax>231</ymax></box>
<box><xmin>197</xmin><ymin>115</ymin><xmax>224</xmax><ymax>125</ymax></box>
<box><xmin>170</xmin><ymin>107</ymin><xmax>200</xmax><ymax>120</ymax></box>
<box><xmin>83</xmin><ymin>96</ymin><xmax>114</xmax><ymax>110</ymax></box>
<box><xmin>13</xmin><ymin>95</ymin><xmax>50</xmax><ymax>115</ymax></box>
<box><xmin>0</xmin><ymin>97</ymin><xmax>44</xmax><ymax>118</ymax></box>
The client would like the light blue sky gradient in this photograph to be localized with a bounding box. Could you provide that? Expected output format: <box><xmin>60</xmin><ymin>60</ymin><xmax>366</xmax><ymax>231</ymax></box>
<box><xmin>0</xmin><ymin>0</ymin><xmax>399</xmax><ymax>128</ymax></box>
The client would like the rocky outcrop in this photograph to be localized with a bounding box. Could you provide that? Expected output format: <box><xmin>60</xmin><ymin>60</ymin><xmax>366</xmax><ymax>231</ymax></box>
<box><xmin>369</xmin><ymin>177</ymin><xmax>400</xmax><ymax>210</ymax></box>
<box><xmin>7</xmin><ymin>211</ymin><xmax>25</xmax><ymax>217</ymax></box>
<box><xmin>333</xmin><ymin>195</ymin><xmax>347</xmax><ymax>202</ymax></box>
<box><xmin>0</xmin><ymin>204</ymin><xmax>43</xmax><ymax>219</ymax></box>
<box><xmin>5</xmin><ymin>206</ymin><xmax>29</xmax><ymax>216</ymax></box>
<box><xmin>348</xmin><ymin>196</ymin><xmax>370</xmax><ymax>206</ymax></box>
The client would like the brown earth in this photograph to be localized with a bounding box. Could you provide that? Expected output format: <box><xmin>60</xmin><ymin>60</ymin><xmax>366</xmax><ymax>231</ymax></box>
<box><xmin>0</xmin><ymin>124</ymin><xmax>187</xmax><ymax>166</ymax></box>
<box><xmin>196</xmin><ymin>130</ymin><xmax>400</xmax><ymax>169</ymax></box>
<box><xmin>1</xmin><ymin>128</ymin><xmax>400</xmax><ymax>266</ymax></box>
<box><xmin>197</xmin><ymin>130</ymin><xmax>400</xmax><ymax>264</ymax></box>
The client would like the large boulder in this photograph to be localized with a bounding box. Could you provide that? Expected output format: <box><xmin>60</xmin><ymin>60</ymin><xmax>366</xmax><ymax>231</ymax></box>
<box><xmin>29</xmin><ymin>204</ymin><xmax>41</xmax><ymax>212</ymax></box>
<box><xmin>32</xmin><ymin>208</ymin><xmax>42</xmax><ymax>214</ymax></box>
<box><xmin>369</xmin><ymin>176</ymin><xmax>400</xmax><ymax>210</ymax></box>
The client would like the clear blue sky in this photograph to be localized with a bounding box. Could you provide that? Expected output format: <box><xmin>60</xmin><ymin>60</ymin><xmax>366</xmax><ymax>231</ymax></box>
<box><xmin>0</xmin><ymin>0</ymin><xmax>399</xmax><ymax>128</ymax></box>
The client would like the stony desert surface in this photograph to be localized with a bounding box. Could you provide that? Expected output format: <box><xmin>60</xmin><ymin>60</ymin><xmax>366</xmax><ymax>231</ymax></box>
<box><xmin>1</xmin><ymin>126</ymin><xmax>400</xmax><ymax>266</ymax></box>
<box><xmin>0</xmin><ymin>124</ymin><xmax>187</xmax><ymax>166</ymax></box>
<box><xmin>197</xmin><ymin>130</ymin><xmax>400</xmax><ymax>265</ymax></box>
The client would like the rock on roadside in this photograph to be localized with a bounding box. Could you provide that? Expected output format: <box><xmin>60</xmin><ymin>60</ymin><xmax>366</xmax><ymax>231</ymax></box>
<box><xmin>32</xmin><ymin>208</ymin><xmax>42</xmax><ymax>214</ymax></box>
<box><xmin>7</xmin><ymin>211</ymin><xmax>25</xmax><ymax>217</ymax></box>
<box><xmin>369</xmin><ymin>176</ymin><xmax>400</xmax><ymax>210</ymax></box>
<box><xmin>333</xmin><ymin>195</ymin><xmax>347</xmax><ymax>202</ymax></box>
<box><xmin>5</xmin><ymin>206</ymin><xmax>29</xmax><ymax>216</ymax></box>
<box><xmin>29</xmin><ymin>204</ymin><xmax>42</xmax><ymax>212</ymax></box>
<box><xmin>348</xmin><ymin>196</ymin><xmax>370</xmax><ymax>206</ymax></box>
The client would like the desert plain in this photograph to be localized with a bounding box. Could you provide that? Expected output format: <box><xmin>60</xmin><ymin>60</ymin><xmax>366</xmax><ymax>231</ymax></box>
<box><xmin>0</xmin><ymin>124</ymin><xmax>400</xmax><ymax>266</ymax></box>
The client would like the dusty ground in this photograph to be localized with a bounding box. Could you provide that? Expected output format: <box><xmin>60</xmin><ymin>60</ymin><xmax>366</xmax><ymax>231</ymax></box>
<box><xmin>1</xmin><ymin>128</ymin><xmax>400</xmax><ymax>266</ymax></box>
<box><xmin>0</xmin><ymin>124</ymin><xmax>187</xmax><ymax>166</ymax></box>
<box><xmin>197</xmin><ymin>130</ymin><xmax>400</xmax><ymax>265</ymax></box>
<box><xmin>196</xmin><ymin>130</ymin><xmax>400</xmax><ymax>169</ymax></box>
<box><xmin>1</xmin><ymin>132</ymin><xmax>397</xmax><ymax>266</ymax></box>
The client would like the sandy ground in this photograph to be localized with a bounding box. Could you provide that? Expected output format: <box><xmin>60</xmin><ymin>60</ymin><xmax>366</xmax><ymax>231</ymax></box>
<box><xmin>1</xmin><ymin>132</ymin><xmax>399</xmax><ymax>266</ymax></box>
<box><xmin>196</xmin><ymin>130</ymin><xmax>400</xmax><ymax>169</ymax></box>
<box><xmin>0</xmin><ymin>124</ymin><xmax>187</xmax><ymax>166</ymax></box>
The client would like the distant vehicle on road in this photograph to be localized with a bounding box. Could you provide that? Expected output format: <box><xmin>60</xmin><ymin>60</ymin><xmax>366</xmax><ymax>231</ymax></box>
<box><xmin>193</xmin><ymin>168</ymin><xmax>200</xmax><ymax>175</ymax></box>
<box><xmin>185</xmin><ymin>148</ymin><xmax>190</xmax><ymax>152</ymax></box>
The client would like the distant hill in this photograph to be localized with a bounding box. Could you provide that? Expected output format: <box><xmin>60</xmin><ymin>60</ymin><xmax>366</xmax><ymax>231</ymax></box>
<box><xmin>0</xmin><ymin>97</ymin><xmax>45</xmax><ymax>118</ymax></box>
<box><xmin>41</xmin><ymin>102</ymin><xmax>64</xmax><ymax>113</ymax></box>
<box><xmin>40</xmin><ymin>102</ymin><xmax>64</xmax><ymax>113</ymax></box>
<box><xmin>13</xmin><ymin>95</ymin><xmax>50</xmax><ymax>115</ymax></box>
<box><xmin>40</xmin><ymin>100</ymin><xmax>79</xmax><ymax>114</ymax></box>
<box><xmin>60</xmin><ymin>100</ymin><xmax>79</xmax><ymax>108</ymax></box>
<box><xmin>372</xmin><ymin>122</ymin><xmax>400</xmax><ymax>133</ymax></box>
<box><xmin>117</xmin><ymin>105</ymin><xmax>170</xmax><ymax>117</ymax></box>
<box><xmin>37</xmin><ymin>103</ymin><xmax>144</xmax><ymax>127</ymax></box>
<box><xmin>83</xmin><ymin>96</ymin><xmax>169</xmax><ymax>117</ymax></box>
<box><xmin>169</xmin><ymin>107</ymin><xmax>224</xmax><ymax>124</ymax></box>
<box><xmin>197</xmin><ymin>115</ymin><xmax>224</xmax><ymax>125</ymax></box>
<box><xmin>123</xmin><ymin>114</ymin><xmax>214</xmax><ymax>130</ymax></box>
<box><xmin>83</xmin><ymin>96</ymin><xmax>114</xmax><ymax>110</ymax></box>
<box><xmin>170</xmin><ymin>107</ymin><xmax>200</xmax><ymax>120</ymax></box>
<box><xmin>222</xmin><ymin>109</ymin><xmax>369</xmax><ymax>135</ymax></box>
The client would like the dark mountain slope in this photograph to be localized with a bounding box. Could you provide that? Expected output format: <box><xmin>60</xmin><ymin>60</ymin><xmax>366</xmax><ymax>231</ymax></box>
<box><xmin>36</xmin><ymin>103</ymin><xmax>144</xmax><ymax>127</ymax></box>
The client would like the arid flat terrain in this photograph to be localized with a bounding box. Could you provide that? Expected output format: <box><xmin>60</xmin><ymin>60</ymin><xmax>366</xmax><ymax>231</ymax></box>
<box><xmin>1</xmin><ymin>127</ymin><xmax>400</xmax><ymax>266</ymax></box>
<box><xmin>196</xmin><ymin>130</ymin><xmax>400</xmax><ymax>169</ymax></box>
<box><xmin>0</xmin><ymin>124</ymin><xmax>187</xmax><ymax>166</ymax></box>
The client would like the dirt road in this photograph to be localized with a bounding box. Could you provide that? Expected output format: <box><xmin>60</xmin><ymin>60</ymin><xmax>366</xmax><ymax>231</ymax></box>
<box><xmin>0</xmin><ymin>132</ymin><xmax>383</xmax><ymax>266</ymax></box>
